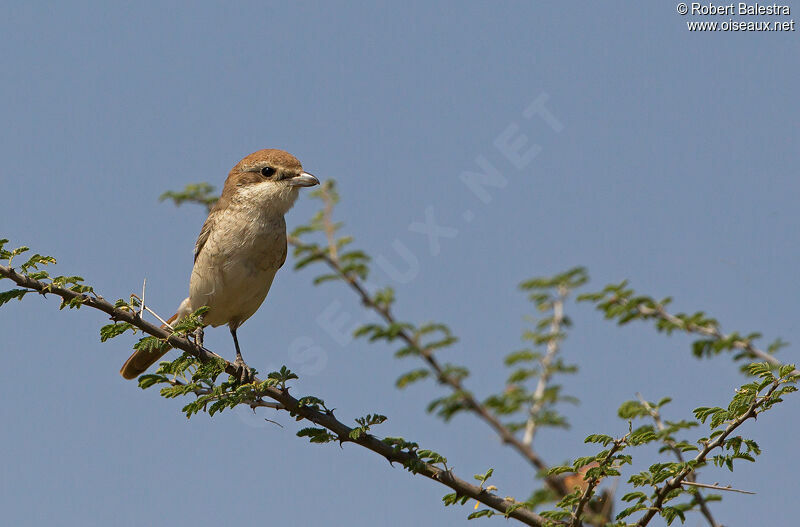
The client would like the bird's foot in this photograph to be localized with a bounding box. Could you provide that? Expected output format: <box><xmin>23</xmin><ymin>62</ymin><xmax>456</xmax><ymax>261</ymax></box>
<box><xmin>192</xmin><ymin>327</ymin><xmax>205</xmax><ymax>348</ymax></box>
<box><xmin>233</xmin><ymin>355</ymin><xmax>254</xmax><ymax>385</ymax></box>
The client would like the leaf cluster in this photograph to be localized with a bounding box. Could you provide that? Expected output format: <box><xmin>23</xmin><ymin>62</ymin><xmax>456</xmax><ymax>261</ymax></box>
<box><xmin>159</xmin><ymin>183</ymin><xmax>219</xmax><ymax>211</ymax></box>
<box><xmin>578</xmin><ymin>281</ymin><xmax>787</xmax><ymax>369</ymax></box>
<box><xmin>484</xmin><ymin>269</ymin><xmax>585</xmax><ymax>436</ymax></box>
<box><xmin>0</xmin><ymin>239</ymin><xmax>94</xmax><ymax>309</ymax></box>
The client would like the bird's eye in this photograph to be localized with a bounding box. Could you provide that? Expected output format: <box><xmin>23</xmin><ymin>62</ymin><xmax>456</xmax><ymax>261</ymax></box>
<box><xmin>260</xmin><ymin>166</ymin><xmax>276</xmax><ymax>178</ymax></box>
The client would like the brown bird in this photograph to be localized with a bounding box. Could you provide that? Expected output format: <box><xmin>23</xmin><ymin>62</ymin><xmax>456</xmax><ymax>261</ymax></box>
<box><xmin>120</xmin><ymin>149</ymin><xmax>319</xmax><ymax>381</ymax></box>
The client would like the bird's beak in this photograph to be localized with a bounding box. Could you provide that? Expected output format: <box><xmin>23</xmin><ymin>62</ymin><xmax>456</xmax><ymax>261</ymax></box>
<box><xmin>289</xmin><ymin>172</ymin><xmax>320</xmax><ymax>187</ymax></box>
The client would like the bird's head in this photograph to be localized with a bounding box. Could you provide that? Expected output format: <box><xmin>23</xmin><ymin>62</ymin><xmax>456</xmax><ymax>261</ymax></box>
<box><xmin>222</xmin><ymin>149</ymin><xmax>319</xmax><ymax>215</ymax></box>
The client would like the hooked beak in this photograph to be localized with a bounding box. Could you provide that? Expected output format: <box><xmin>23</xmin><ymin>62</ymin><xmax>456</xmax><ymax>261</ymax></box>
<box><xmin>289</xmin><ymin>171</ymin><xmax>320</xmax><ymax>187</ymax></box>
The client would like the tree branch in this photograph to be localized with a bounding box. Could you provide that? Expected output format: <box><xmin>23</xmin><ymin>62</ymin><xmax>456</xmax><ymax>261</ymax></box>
<box><xmin>288</xmin><ymin>240</ymin><xmax>568</xmax><ymax>497</ymax></box>
<box><xmin>635</xmin><ymin>381</ymin><xmax>781</xmax><ymax>526</ymax></box>
<box><xmin>523</xmin><ymin>285</ymin><xmax>566</xmax><ymax>446</ymax></box>
<box><xmin>0</xmin><ymin>262</ymin><xmax>546</xmax><ymax>526</ymax></box>
<box><xmin>570</xmin><ymin>438</ymin><xmax>627</xmax><ymax>527</ymax></box>
<box><xmin>636</xmin><ymin>394</ymin><xmax>719</xmax><ymax>527</ymax></box>
<box><xmin>618</xmin><ymin>298</ymin><xmax>797</xmax><ymax>376</ymax></box>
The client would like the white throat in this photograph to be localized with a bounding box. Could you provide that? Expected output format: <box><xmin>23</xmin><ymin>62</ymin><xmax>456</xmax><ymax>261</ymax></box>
<box><xmin>233</xmin><ymin>181</ymin><xmax>300</xmax><ymax>217</ymax></box>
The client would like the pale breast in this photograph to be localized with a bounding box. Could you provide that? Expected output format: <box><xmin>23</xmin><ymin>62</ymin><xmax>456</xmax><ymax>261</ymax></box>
<box><xmin>189</xmin><ymin>203</ymin><xmax>287</xmax><ymax>328</ymax></box>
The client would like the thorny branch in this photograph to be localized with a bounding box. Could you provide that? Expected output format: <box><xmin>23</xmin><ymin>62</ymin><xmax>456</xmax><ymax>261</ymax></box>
<box><xmin>0</xmin><ymin>262</ymin><xmax>546</xmax><ymax>526</ymax></box>
<box><xmin>635</xmin><ymin>381</ymin><xmax>783</xmax><ymax>527</ymax></box>
<box><xmin>289</xmin><ymin>227</ymin><xmax>569</xmax><ymax>497</ymax></box>
<box><xmin>636</xmin><ymin>394</ymin><xmax>719</xmax><ymax>527</ymax></box>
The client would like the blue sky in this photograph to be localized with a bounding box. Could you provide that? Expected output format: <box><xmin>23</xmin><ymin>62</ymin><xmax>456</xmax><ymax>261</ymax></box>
<box><xmin>1</xmin><ymin>2</ymin><xmax>797</xmax><ymax>525</ymax></box>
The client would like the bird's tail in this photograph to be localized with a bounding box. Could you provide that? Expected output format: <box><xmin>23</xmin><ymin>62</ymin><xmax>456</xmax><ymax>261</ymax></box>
<box><xmin>119</xmin><ymin>297</ymin><xmax>193</xmax><ymax>380</ymax></box>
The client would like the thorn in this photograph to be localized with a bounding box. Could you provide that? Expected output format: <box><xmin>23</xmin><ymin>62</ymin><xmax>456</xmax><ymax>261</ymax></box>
<box><xmin>139</xmin><ymin>278</ymin><xmax>147</xmax><ymax>317</ymax></box>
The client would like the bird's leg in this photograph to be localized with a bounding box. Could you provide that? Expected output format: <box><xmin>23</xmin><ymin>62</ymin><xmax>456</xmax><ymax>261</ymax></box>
<box><xmin>230</xmin><ymin>326</ymin><xmax>253</xmax><ymax>384</ymax></box>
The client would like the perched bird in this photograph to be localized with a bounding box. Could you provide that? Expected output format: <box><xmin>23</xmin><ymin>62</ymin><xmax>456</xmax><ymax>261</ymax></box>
<box><xmin>120</xmin><ymin>149</ymin><xmax>319</xmax><ymax>381</ymax></box>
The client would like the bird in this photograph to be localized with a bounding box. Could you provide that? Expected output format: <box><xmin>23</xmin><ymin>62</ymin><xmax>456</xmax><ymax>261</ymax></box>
<box><xmin>120</xmin><ymin>148</ymin><xmax>319</xmax><ymax>381</ymax></box>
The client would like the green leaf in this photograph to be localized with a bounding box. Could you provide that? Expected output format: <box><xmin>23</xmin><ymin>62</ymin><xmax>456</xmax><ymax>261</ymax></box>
<box><xmin>0</xmin><ymin>289</ymin><xmax>28</xmax><ymax>307</ymax></box>
<box><xmin>312</xmin><ymin>273</ymin><xmax>341</xmax><ymax>285</ymax></box>
<box><xmin>297</xmin><ymin>427</ymin><xmax>337</xmax><ymax>444</ymax></box>
<box><xmin>547</xmin><ymin>465</ymin><xmax>573</xmax><ymax>476</ymax></box>
<box><xmin>268</xmin><ymin>366</ymin><xmax>299</xmax><ymax>386</ymax></box>
<box><xmin>134</xmin><ymin>336</ymin><xmax>170</xmax><ymax>354</ymax></box>
<box><xmin>297</xmin><ymin>396</ymin><xmax>326</xmax><ymax>409</ymax></box>
<box><xmin>616</xmin><ymin>502</ymin><xmax>648</xmax><ymax>519</ymax></box>
<box><xmin>693</xmin><ymin>406</ymin><xmax>725</xmax><ymax>423</ymax></box>
<box><xmin>503</xmin><ymin>349</ymin><xmax>537</xmax><ymax>366</ymax></box>
<box><xmin>417</xmin><ymin>449</ymin><xmax>447</xmax><ymax>465</ymax></box>
<box><xmin>100</xmin><ymin>322</ymin><xmax>135</xmax><ymax>342</ymax></box>
<box><xmin>746</xmin><ymin>362</ymin><xmax>773</xmax><ymax>379</ymax></box>
<box><xmin>137</xmin><ymin>374</ymin><xmax>168</xmax><ymax>389</ymax></box>
<box><xmin>467</xmin><ymin>509</ymin><xmax>494</xmax><ymax>519</ymax></box>
<box><xmin>473</xmin><ymin>468</ymin><xmax>494</xmax><ymax>483</ymax></box>
<box><xmin>20</xmin><ymin>253</ymin><xmax>57</xmax><ymax>272</ymax></box>
<box><xmin>294</xmin><ymin>251</ymin><xmax>326</xmax><ymax>270</ymax></box>
<box><xmin>159</xmin><ymin>182</ymin><xmax>218</xmax><ymax>208</ymax></box>
<box><xmin>584</xmin><ymin>434</ymin><xmax>614</xmax><ymax>446</ymax></box>
<box><xmin>618</xmin><ymin>400</ymin><xmax>649</xmax><ymax>419</ymax></box>
<box><xmin>442</xmin><ymin>492</ymin><xmax>470</xmax><ymax>506</ymax></box>
<box><xmin>620</xmin><ymin>491</ymin><xmax>648</xmax><ymax>503</ymax></box>
<box><xmin>396</xmin><ymin>368</ymin><xmax>430</xmax><ymax>389</ymax></box>
<box><xmin>779</xmin><ymin>363</ymin><xmax>796</xmax><ymax>377</ymax></box>
<box><xmin>661</xmin><ymin>506</ymin><xmax>686</xmax><ymax>525</ymax></box>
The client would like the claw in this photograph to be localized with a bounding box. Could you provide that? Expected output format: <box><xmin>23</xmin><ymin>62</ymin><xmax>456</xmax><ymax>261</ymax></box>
<box><xmin>233</xmin><ymin>355</ymin><xmax>254</xmax><ymax>384</ymax></box>
<box><xmin>192</xmin><ymin>326</ymin><xmax>205</xmax><ymax>348</ymax></box>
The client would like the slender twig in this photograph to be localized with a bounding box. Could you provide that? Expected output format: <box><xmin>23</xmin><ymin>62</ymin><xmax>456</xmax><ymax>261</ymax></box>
<box><xmin>523</xmin><ymin>285</ymin><xmax>566</xmax><ymax>446</ymax></box>
<box><xmin>635</xmin><ymin>382</ymin><xmax>781</xmax><ymax>526</ymax></box>
<box><xmin>622</xmin><ymin>301</ymin><xmax>798</xmax><ymax>376</ymax></box>
<box><xmin>636</xmin><ymin>393</ymin><xmax>719</xmax><ymax>527</ymax></box>
<box><xmin>0</xmin><ymin>263</ymin><xmax>545</xmax><ymax>527</ymax></box>
<box><xmin>130</xmin><ymin>293</ymin><xmax>173</xmax><ymax>328</ymax></box>
<box><xmin>319</xmin><ymin>187</ymin><xmax>338</xmax><ymax>262</ymax></box>
<box><xmin>680</xmin><ymin>481</ymin><xmax>754</xmax><ymax>495</ymax></box>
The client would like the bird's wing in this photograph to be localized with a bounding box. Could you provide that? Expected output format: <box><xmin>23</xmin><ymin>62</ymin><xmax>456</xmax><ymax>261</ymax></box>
<box><xmin>194</xmin><ymin>210</ymin><xmax>219</xmax><ymax>263</ymax></box>
<box><xmin>277</xmin><ymin>234</ymin><xmax>288</xmax><ymax>269</ymax></box>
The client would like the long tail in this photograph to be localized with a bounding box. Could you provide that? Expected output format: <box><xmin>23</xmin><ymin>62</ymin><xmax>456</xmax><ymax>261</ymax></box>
<box><xmin>119</xmin><ymin>298</ymin><xmax>192</xmax><ymax>379</ymax></box>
